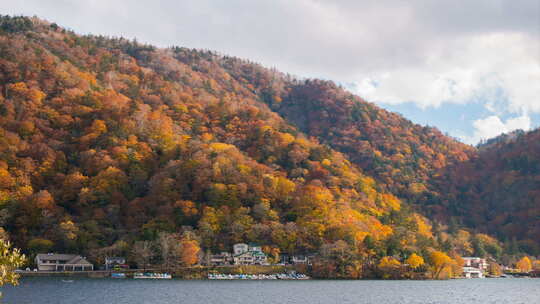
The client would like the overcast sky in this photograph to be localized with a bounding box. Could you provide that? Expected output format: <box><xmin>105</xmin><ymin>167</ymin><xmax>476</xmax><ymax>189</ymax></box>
<box><xmin>4</xmin><ymin>0</ymin><xmax>540</xmax><ymax>144</ymax></box>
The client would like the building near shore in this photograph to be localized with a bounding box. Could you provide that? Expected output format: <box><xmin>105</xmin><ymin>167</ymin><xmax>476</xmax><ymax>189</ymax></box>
<box><xmin>463</xmin><ymin>266</ymin><xmax>484</xmax><ymax>278</ymax></box>
<box><xmin>291</xmin><ymin>255</ymin><xmax>308</xmax><ymax>264</ymax></box>
<box><xmin>209</xmin><ymin>252</ymin><xmax>233</xmax><ymax>266</ymax></box>
<box><xmin>232</xmin><ymin>243</ymin><xmax>268</xmax><ymax>265</ymax></box>
<box><xmin>463</xmin><ymin>257</ymin><xmax>488</xmax><ymax>271</ymax></box>
<box><xmin>35</xmin><ymin>253</ymin><xmax>94</xmax><ymax>271</ymax></box>
<box><xmin>279</xmin><ymin>254</ymin><xmax>314</xmax><ymax>265</ymax></box>
<box><xmin>105</xmin><ymin>257</ymin><xmax>127</xmax><ymax>270</ymax></box>
<box><xmin>461</xmin><ymin>257</ymin><xmax>488</xmax><ymax>278</ymax></box>
<box><xmin>233</xmin><ymin>243</ymin><xmax>249</xmax><ymax>255</ymax></box>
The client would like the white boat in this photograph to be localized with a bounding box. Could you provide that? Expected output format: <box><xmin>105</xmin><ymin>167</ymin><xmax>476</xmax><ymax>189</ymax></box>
<box><xmin>111</xmin><ymin>273</ymin><xmax>126</xmax><ymax>279</ymax></box>
<box><xmin>133</xmin><ymin>272</ymin><xmax>172</xmax><ymax>279</ymax></box>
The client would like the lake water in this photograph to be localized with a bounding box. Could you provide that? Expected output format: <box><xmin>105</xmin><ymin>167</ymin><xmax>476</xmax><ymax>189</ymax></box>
<box><xmin>1</xmin><ymin>277</ymin><xmax>539</xmax><ymax>304</ymax></box>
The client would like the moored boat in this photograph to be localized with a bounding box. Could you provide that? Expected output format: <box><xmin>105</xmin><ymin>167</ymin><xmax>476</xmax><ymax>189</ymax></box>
<box><xmin>111</xmin><ymin>273</ymin><xmax>126</xmax><ymax>279</ymax></box>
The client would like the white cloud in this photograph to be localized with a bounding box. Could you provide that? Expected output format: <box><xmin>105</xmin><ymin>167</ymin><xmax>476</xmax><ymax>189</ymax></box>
<box><xmin>462</xmin><ymin>114</ymin><xmax>532</xmax><ymax>144</ymax></box>
<box><xmin>353</xmin><ymin>33</ymin><xmax>540</xmax><ymax>114</ymax></box>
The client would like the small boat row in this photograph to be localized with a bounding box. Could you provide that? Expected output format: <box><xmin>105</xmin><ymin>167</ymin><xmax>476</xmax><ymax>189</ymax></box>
<box><xmin>208</xmin><ymin>273</ymin><xmax>310</xmax><ymax>280</ymax></box>
<box><xmin>111</xmin><ymin>272</ymin><xmax>172</xmax><ymax>279</ymax></box>
<box><xmin>133</xmin><ymin>272</ymin><xmax>172</xmax><ymax>279</ymax></box>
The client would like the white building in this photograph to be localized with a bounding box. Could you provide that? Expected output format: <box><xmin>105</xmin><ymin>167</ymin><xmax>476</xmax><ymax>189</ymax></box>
<box><xmin>248</xmin><ymin>244</ymin><xmax>262</xmax><ymax>253</ymax></box>
<box><xmin>463</xmin><ymin>266</ymin><xmax>484</xmax><ymax>278</ymax></box>
<box><xmin>461</xmin><ymin>257</ymin><xmax>488</xmax><ymax>278</ymax></box>
<box><xmin>233</xmin><ymin>243</ymin><xmax>249</xmax><ymax>255</ymax></box>
<box><xmin>232</xmin><ymin>243</ymin><xmax>268</xmax><ymax>265</ymax></box>
<box><xmin>105</xmin><ymin>257</ymin><xmax>127</xmax><ymax>270</ymax></box>
<box><xmin>463</xmin><ymin>257</ymin><xmax>488</xmax><ymax>271</ymax></box>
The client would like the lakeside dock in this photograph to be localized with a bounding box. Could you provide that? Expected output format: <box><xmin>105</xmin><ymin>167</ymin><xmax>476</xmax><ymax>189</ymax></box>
<box><xmin>208</xmin><ymin>273</ymin><xmax>309</xmax><ymax>280</ymax></box>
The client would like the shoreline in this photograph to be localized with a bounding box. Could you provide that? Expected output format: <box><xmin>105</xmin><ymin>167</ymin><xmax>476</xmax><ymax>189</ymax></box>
<box><xmin>18</xmin><ymin>271</ymin><xmax>532</xmax><ymax>280</ymax></box>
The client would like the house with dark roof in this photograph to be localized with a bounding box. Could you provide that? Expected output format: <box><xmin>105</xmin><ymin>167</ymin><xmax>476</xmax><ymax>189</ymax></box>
<box><xmin>209</xmin><ymin>252</ymin><xmax>233</xmax><ymax>266</ymax></box>
<box><xmin>35</xmin><ymin>253</ymin><xmax>94</xmax><ymax>271</ymax></box>
<box><xmin>279</xmin><ymin>253</ymin><xmax>314</xmax><ymax>265</ymax></box>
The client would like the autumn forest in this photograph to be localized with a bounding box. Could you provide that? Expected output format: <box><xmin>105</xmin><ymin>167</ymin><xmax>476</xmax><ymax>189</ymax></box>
<box><xmin>0</xmin><ymin>15</ymin><xmax>538</xmax><ymax>279</ymax></box>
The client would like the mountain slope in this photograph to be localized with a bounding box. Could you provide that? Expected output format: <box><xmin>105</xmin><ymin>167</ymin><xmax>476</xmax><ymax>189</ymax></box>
<box><xmin>268</xmin><ymin>80</ymin><xmax>475</xmax><ymax>203</ymax></box>
<box><xmin>189</xmin><ymin>36</ymin><xmax>539</xmax><ymax>255</ymax></box>
<box><xmin>0</xmin><ymin>16</ymin><xmax>439</xmax><ymax>267</ymax></box>
<box><xmin>2</xmin><ymin>15</ymin><xmax>533</xmax><ymax>276</ymax></box>
<box><xmin>437</xmin><ymin>129</ymin><xmax>540</xmax><ymax>254</ymax></box>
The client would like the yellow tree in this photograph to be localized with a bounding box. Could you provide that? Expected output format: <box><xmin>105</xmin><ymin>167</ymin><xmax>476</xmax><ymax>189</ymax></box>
<box><xmin>59</xmin><ymin>220</ymin><xmax>78</xmax><ymax>240</ymax></box>
<box><xmin>429</xmin><ymin>251</ymin><xmax>453</xmax><ymax>279</ymax></box>
<box><xmin>0</xmin><ymin>240</ymin><xmax>26</xmax><ymax>288</ymax></box>
<box><xmin>295</xmin><ymin>185</ymin><xmax>335</xmax><ymax>242</ymax></box>
<box><xmin>516</xmin><ymin>256</ymin><xmax>532</xmax><ymax>273</ymax></box>
<box><xmin>262</xmin><ymin>246</ymin><xmax>281</xmax><ymax>264</ymax></box>
<box><xmin>406</xmin><ymin>253</ymin><xmax>424</xmax><ymax>269</ymax></box>
<box><xmin>413</xmin><ymin>215</ymin><xmax>433</xmax><ymax>238</ymax></box>
<box><xmin>378</xmin><ymin>256</ymin><xmax>402</xmax><ymax>279</ymax></box>
<box><xmin>180</xmin><ymin>238</ymin><xmax>200</xmax><ymax>267</ymax></box>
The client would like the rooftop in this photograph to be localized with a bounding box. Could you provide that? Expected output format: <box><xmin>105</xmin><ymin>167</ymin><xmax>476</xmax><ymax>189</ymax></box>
<box><xmin>36</xmin><ymin>253</ymin><xmax>92</xmax><ymax>265</ymax></box>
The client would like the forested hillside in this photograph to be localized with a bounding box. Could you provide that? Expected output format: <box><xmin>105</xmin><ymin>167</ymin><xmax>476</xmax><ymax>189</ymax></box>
<box><xmin>0</xmin><ymin>16</ymin><xmax>535</xmax><ymax>277</ymax></box>
<box><xmin>203</xmin><ymin>50</ymin><xmax>539</xmax><ymax>256</ymax></box>
<box><xmin>437</xmin><ymin>129</ymin><xmax>540</xmax><ymax>254</ymax></box>
<box><xmin>258</xmin><ymin>79</ymin><xmax>475</xmax><ymax>205</ymax></box>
